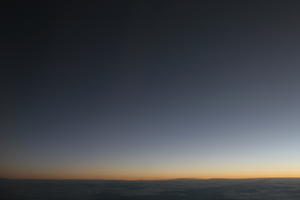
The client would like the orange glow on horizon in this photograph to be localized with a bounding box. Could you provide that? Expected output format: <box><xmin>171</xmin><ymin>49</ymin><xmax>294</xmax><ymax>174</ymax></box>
<box><xmin>2</xmin><ymin>169</ymin><xmax>300</xmax><ymax>180</ymax></box>
<box><xmin>2</xmin><ymin>160</ymin><xmax>300</xmax><ymax>180</ymax></box>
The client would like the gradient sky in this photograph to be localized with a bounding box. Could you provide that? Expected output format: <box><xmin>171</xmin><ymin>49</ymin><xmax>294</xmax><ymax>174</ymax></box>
<box><xmin>2</xmin><ymin>1</ymin><xmax>300</xmax><ymax>179</ymax></box>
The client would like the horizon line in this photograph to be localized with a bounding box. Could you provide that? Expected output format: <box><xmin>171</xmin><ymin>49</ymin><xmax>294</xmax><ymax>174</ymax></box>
<box><xmin>2</xmin><ymin>177</ymin><xmax>300</xmax><ymax>181</ymax></box>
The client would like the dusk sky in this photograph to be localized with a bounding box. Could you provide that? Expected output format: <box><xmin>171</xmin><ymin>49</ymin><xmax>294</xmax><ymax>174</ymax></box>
<box><xmin>2</xmin><ymin>1</ymin><xmax>300</xmax><ymax>180</ymax></box>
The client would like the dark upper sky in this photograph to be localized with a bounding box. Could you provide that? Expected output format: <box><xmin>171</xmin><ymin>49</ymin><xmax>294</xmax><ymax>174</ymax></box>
<box><xmin>2</xmin><ymin>1</ymin><xmax>300</xmax><ymax>179</ymax></box>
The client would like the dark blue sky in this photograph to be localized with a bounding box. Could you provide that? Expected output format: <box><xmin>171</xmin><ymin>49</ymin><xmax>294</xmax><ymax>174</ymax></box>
<box><xmin>2</xmin><ymin>1</ymin><xmax>300</xmax><ymax>179</ymax></box>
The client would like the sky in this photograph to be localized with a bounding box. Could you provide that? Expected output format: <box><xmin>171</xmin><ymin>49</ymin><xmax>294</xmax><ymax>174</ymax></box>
<box><xmin>1</xmin><ymin>1</ymin><xmax>300</xmax><ymax>180</ymax></box>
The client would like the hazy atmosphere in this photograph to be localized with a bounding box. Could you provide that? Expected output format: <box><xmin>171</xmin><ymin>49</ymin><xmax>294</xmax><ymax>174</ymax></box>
<box><xmin>2</xmin><ymin>1</ymin><xmax>300</xmax><ymax>181</ymax></box>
